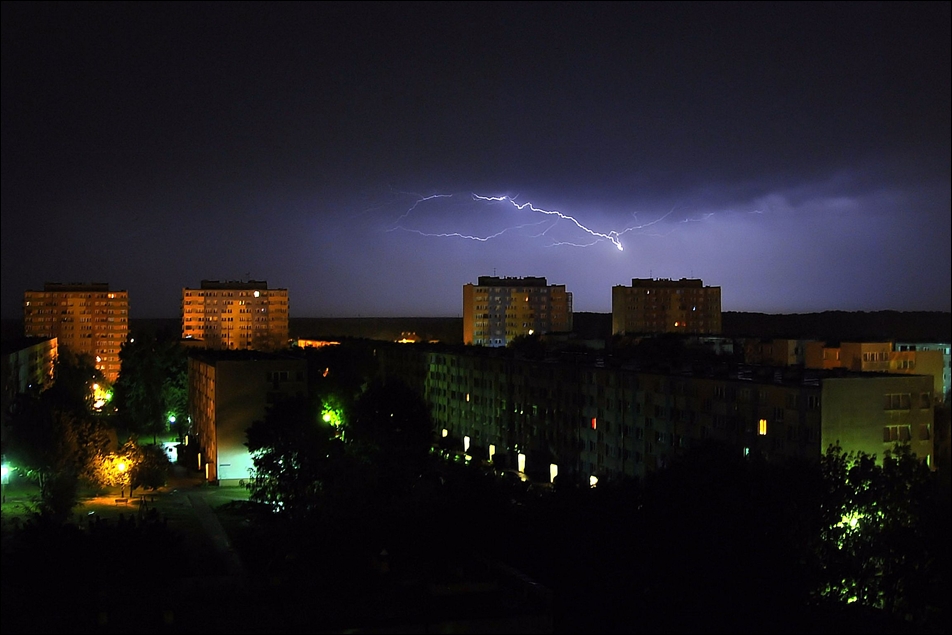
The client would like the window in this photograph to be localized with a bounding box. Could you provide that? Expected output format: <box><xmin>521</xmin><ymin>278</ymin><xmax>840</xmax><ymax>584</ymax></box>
<box><xmin>758</xmin><ymin>419</ymin><xmax>768</xmax><ymax>436</ymax></box>
<box><xmin>884</xmin><ymin>393</ymin><xmax>911</xmax><ymax>410</ymax></box>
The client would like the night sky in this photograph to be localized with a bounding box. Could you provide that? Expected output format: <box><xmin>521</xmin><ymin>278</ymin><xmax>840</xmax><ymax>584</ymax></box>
<box><xmin>2</xmin><ymin>2</ymin><xmax>949</xmax><ymax>319</ymax></box>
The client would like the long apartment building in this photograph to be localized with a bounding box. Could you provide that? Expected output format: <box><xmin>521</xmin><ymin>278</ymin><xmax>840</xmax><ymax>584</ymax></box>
<box><xmin>23</xmin><ymin>283</ymin><xmax>128</xmax><ymax>383</ymax></box>
<box><xmin>612</xmin><ymin>278</ymin><xmax>722</xmax><ymax>336</ymax></box>
<box><xmin>463</xmin><ymin>276</ymin><xmax>572</xmax><ymax>347</ymax></box>
<box><xmin>182</xmin><ymin>280</ymin><xmax>289</xmax><ymax>351</ymax></box>
<box><xmin>378</xmin><ymin>344</ymin><xmax>935</xmax><ymax>484</ymax></box>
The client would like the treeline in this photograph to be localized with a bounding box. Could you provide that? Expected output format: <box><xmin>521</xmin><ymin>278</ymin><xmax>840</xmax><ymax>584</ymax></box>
<box><xmin>722</xmin><ymin>311</ymin><xmax>952</xmax><ymax>343</ymax></box>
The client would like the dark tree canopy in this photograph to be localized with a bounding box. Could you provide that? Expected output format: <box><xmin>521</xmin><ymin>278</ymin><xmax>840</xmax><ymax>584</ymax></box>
<box><xmin>347</xmin><ymin>377</ymin><xmax>435</xmax><ymax>476</ymax></box>
<box><xmin>112</xmin><ymin>331</ymin><xmax>187</xmax><ymax>443</ymax></box>
<box><xmin>245</xmin><ymin>395</ymin><xmax>344</xmax><ymax>521</ymax></box>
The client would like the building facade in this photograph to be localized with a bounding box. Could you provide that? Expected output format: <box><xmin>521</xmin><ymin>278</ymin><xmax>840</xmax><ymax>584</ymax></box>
<box><xmin>612</xmin><ymin>278</ymin><xmax>722</xmax><ymax>336</ymax></box>
<box><xmin>182</xmin><ymin>280</ymin><xmax>289</xmax><ymax>351</ymax></box>
<box><xmin>377</xmin><ymin>344</ymin><xmax>935</xmax><ymax>484</ymax></box>
<box><xmin>187</xmin><ymin>350</ymin><xmax>307</xmax><ymax>484</ymax></box>
<box><xmin>1</xmin><ymin>337</ymin><xmax>58</xmax><ymax>397</ymax></box>
<box><xmin>1</xmin><ymin>337</ymin><xmax>58</xmax><ymax>448</ymax></box>
<box><xmin>894</xmin><ymin>342</ymin><xmax>951</xmax><ymax>403</ymax></box>
<box><xmin>463</xmin><ymin>276</ymin><xmax>572</xmax><ymax>347</ymax></box>
<box><xmin>744</xmin><ymin>338</ymin><xmax>808</xmax><ymax>367</ymax></box>
<box><xmin>746</xmin><ymin>338</ymin><xmax>951</xmax><ymax>405</ymax></box>
<box><xmin>23</xmin><ymin>283</ymin><xmax>128</xmax><ymax>383</ymax></box>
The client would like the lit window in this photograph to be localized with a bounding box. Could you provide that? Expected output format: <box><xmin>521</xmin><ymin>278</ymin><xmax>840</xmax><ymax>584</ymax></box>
<box><xmin>758</xmin><ymin>419</ymin><xmax>767</xmax><ymax>435</ymax></box>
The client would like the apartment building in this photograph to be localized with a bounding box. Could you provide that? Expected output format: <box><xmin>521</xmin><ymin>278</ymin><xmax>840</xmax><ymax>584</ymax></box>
<box><xmin>742</xmin><ymin>338</ymin><xmax>952</xmax><ymax>405</ymax></box>
<box><xmin>744</xmin><ymin>338</ymin><xmax>808</xmax><ymax>366</ymax></box>
<box><xmin>1</xmin><ymin>337</ymin><xmax>58</xmax><ymax>447</ymax></box>
<box><xmin>612</xmin><ymin>278</ymin><xmax>722</xmax><ymax>336</ymax></box>
<box><xmin>377</xmin><ymin>343</ymin><xmax>935</xmax><ymax>484</ymax></box>
<box><xmin>182</xmin><ymin>280</ymin><xmax>289</xmax><ymax>351</ymax></box>
<box><xmin>23</xmin><ymin>283</ymin><xmax>128</xmax><ymax>383</ymax></box>
<box><xmin>895</xmin><ymin>342</ymin><xmax>951</xmax><ymax>402</ymax></box>
<box><xmin>463</xmin><ymin>276</ymin><xmax>572</xmax><ymax>347</ymax></box>
<box><xmin>187</xmin><ymin>350</ymin><xmax>307</xmax><ymax>484</ymax></box>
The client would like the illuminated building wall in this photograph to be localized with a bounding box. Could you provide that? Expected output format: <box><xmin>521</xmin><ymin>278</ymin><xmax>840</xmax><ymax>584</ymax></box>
<box><xmin>821</xmin><ymin>374</ymin><xmax>935</xmax><ymax>468</ymax></box>
<box><xmin>757</xmin><ymin>339</ymin><xmax>951</xmax><ymax>405</ymax></box>
<box><xmin>187</xmin><ymin>351</ymin><xmax>307</xmax><ymax>484</ymax></box>
<box><xmin>895</xmin><ymin>342</ymin><xmax>951</xmax><ymax>402</ymax></box>
<box><xmin>378</xmin><ymin>344</ymin><xmax>934</xmax><ymax>482</ymax></box>
<box><xmin>23</xmin><ymin>283</ymin><xmax>128</xmax><ymax>383</ymax></box>
<box><xmin>181</xmin><ymin>280</ymin><xmax>289</xmax><ymax>351</ymax></box>
<box><xmin>612</xmin><ymin>278</ymin><xmax>721</xmax><ymax>335</ymax></box>
<box><xmin>463</xmin><ymin>276</ymin><xmax>573</xmax><ymax>347</ymax></box>
<box><xmin>804</xmin><ymin>341</ymin><xmax>842</xmax><ymax>369</ymax></box>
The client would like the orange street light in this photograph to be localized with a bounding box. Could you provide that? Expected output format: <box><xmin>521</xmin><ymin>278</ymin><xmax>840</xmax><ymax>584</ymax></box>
<box><xmin>117</xmin><ymin>461</ymin><xmax>127</xmax><ymax>498</ymax></box>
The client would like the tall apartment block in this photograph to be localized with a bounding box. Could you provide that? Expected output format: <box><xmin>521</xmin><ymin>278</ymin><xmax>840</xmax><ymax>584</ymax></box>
<box><xmin>182</xmin><ymin>280</ymin><xmax>289</xmax><ymax>351</ymax></box>
<box><xmin>23</xmin><ymin>283</ymin><xmax>128</xmax><ymax>383</ymax></box>
<box><xmin>612</xmin><ymin>278</ymin><xmax>722</xmax><ymax>335</ymax></box>
<box><xmin>463</xmin><ymin>276</ymin><xmax>573</xmax><ymax>347</ymax></box>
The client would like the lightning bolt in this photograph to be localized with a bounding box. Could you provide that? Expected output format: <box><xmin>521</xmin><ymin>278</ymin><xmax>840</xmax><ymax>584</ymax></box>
<box><xmin>385</xmin><ymin>191</ymin><xmax>719</xmax><ymax>251</ymax></box>
<box><xmin>390</xmin><ymin>192</ymin><xmax>454</xmax><ymax>225</ymax></box>
<box><xmin>389</xmin><ymin>219</ymin><xmax>551</xmax><ymax>242</ymax></box>
<box><xmin>473</xmin><ymin>194</ymin><xmax>631</xmax><ymax>251</ymax></box>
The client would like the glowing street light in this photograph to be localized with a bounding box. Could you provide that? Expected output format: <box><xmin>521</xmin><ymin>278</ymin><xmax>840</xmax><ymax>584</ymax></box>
<box><xmin>117</xmin><ymin>461</ymin><xmax>128</xmax><ymax>498</ymax></box>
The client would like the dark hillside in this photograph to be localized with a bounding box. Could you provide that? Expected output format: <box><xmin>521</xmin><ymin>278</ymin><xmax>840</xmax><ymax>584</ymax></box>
<box><xmin>722</xmin><ymin>311</ymin><xmax>951</xmax><ymax>342</ymax></box>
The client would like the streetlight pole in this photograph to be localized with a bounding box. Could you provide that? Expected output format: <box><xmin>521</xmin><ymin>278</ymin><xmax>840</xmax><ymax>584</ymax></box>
<box><xmin>117</xmin><ymin>461</ymin><xmax>127</xmax><ymax>498</ymax></box>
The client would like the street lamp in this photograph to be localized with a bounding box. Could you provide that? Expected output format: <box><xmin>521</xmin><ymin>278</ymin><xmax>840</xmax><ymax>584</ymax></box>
<box><xmin>117</xmin><ymin>461</ymin><xmax>127</xmax><ymax>498</ymax></box>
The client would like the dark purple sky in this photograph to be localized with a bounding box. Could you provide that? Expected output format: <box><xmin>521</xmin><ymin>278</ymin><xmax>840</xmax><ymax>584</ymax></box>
<box><xmin>3</xmin><ymin>2</ymin><xmax>950</xmax><ymax>319</ymax></box>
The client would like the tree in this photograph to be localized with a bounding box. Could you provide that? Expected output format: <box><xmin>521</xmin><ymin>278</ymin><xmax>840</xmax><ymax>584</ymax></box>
<box><xmin>128</xmin><ymin>441</ymin><xmax>172</xmax><ymax>492</ymax></box>
<box><xmin>113</xmin><ymin>332</ymin><xmax>187</xmax><ymax>443</ymax></box>
<box><xmin>4</xmin><ymin>355</ymin><xmax>111</xmax><ymax>521</ymax></box>
<box><xmin>346</xmin><ymin>377</ymin><xmax>435</xmax><ymax>486</ymax></box>
<box><xmin>245</xmin><ymin>395</ymin><xmax>344</xmax><ymax>521</ymax></box>
<box><xmin>815</xmin><ymin>443</ymin><xmax>946</xmax><ymax>626</ymax></box>
<box><xmin>507</xmin><ymin>332</ymin><xmax>546</xmax><ymax>359</ymax></box>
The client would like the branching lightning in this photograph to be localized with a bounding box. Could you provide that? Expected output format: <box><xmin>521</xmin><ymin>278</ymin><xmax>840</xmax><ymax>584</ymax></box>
<box><xmin>391</xmin><ymin>193</ymin><xmax>453</xmax><ymax>224</ymax></box>
<box><xmin>385</xmin><ymin>191</ymin><xmax>719</xmax><ymax>252</ymax></box>
<box><xmin>473</xmin><ymin>194</ymin><xmax>632</xmax><ymax>251</ymax></box>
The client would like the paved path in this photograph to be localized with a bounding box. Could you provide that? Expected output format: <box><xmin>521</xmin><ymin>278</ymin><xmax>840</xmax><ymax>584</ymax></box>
<box><xmin>181</xmin><ymin>490</ymin><xmax>250</xmax><ymax>593</ymax></box>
